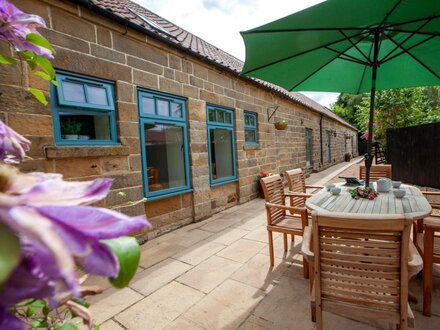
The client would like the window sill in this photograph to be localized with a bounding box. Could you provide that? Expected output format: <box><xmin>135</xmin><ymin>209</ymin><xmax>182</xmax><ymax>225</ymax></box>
<box><xmin>243</xmin><ymin>143</ymin><xmax>260</xmax><ymax>150</ymax></box>
<box><xmin>145</xmin><ymin>189</ymin><xmax>193</xmax><ymax>201</ymax></box>
<box><xmin>45</xmin><ymin>145</ymin><xmax>130</xmax><ymax>159</ymax></box>
<box><xmin>210</xmin><ymin>178</ymin><xmax>239</xmax><ymax>187</ymax></box>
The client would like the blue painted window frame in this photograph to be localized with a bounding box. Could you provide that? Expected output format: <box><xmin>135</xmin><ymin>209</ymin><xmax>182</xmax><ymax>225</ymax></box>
<box><xmin>51</xmin><ymin>71</ymin><xmax>118</xmax><ymax>146</ymax></box>
<box><xmin>244</xmin><ymin>111</ymin><xmax>258</xmax><ymax>144</ymax></box>
<box><xmin>206</xmin><ymin>104</ymin><xmax>237</xmax><ymax>186</ymax></box>
<box><xmin>137</xmin><ymin>89</ymin><xmax>191</xmax><ymax>200</ymax></box>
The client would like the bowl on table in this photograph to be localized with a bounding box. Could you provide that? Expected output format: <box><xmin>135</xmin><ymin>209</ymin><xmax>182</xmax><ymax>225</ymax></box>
<box><xmin>392</xmin><ymin>181</ymin><xmax>402</xmax><ymax>188</ymax></box>
<box><xmin>330</xmin><ymin>187</ymin><xmax>341</xmax><ymax>195</ymax></box>
<box><xmin>393</xmin><ymin>189</ymin><xmax>406</xmax><ymax>199</ymax></box>
<box><xmin>326</xmin><ymin>183</ymin><xmax>335</xmax><ymax>191</ymax></box>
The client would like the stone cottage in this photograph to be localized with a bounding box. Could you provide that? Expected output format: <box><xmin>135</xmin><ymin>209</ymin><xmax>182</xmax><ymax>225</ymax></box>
<box><xmin>2</xmin><ymin>0</ymin><xmax>358</xmax><ymax>239</ymax></box>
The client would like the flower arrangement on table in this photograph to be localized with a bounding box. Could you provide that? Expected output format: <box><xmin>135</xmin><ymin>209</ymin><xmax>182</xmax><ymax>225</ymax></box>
<box><xmin>274</xmin><ymin>120</ymin><xmax>288</xmax><ymax>130</ymax></box>
<box><xmin>349</xmin><ymin>186</ymin><xmax>378</xmax><ymax>200</ymax></box>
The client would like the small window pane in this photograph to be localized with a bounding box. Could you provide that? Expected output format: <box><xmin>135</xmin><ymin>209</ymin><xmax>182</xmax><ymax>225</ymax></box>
<box><xmin>144</xmin><ymin>124</ymin><xmax>186</xmax><ymax>192</ymax></box>
<box><xmin>249</xmin><ymin>115</ymin><xmax>255</xmax><ymax>126</ymax></box>
<box><xmin>208</xmin><ymin>109</ymin><xmax>216</xmax><ymax>122</ymax></box>
<box><xmin>244</xmin><ymin>115</ymin><xmax>250</xmax><ymax>126</ymax></box>
<box><xmin>217</xmin><ymin>111</ymin><xmax>225</xmax><ymax>123</ymax></box>
<box><xmin>59</xmin><ymin>112</ymin><xmax>111</xmax><ymax>140</ymax></box>
<box><xmin>171</xmin><ymin>102</ymin><xmax>182</xmax><ymax>118</ymax></box>
<box><xmin>62</xmin><ymin>81</ymin><xmax>86</xmax><ymax>103</ymax></box>
<box><xmin>87</xmin><ymin>85</ymin><xmax>108</xmax><ymax>105</ymax></box>
<box><xmin>245</xmin><ymin>129</ymin><xmax>256</xmax><ymax>143</ymax></box>
<box><xmin>157</xmin><ymin>99</ymin><xmax>169</xmax><ymax>117</ymax></box>
<box><xmin>224</xmin><ymin>112</ymin><xmax>232</xmax><ymax>124</ymax></box>
<box><xmin>210</xmin><ymin>128</ymin><xmax>233</xmax><ymax>180</ymax></box>
<box><xmin>142</xmin><ymin>97</ymin><xmax>155</xmax><ymax>115</ymax></box>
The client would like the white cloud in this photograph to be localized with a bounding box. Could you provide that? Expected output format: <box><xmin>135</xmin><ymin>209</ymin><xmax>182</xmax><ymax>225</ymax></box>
<box><xmin>301</xmin><ymin>92</ymin><xmax>340</xmax><ymax>108</ymax></box>
<box><xmin>131</xmin><ymin>0</ymin><xmax>338</xmax><ymax>106</ymax></box>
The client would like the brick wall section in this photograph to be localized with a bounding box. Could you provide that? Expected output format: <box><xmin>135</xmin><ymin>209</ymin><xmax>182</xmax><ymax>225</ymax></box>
<box><xmin>1</xmin><ymin>0</ymin><xmax>358</xmax><ymax>240</ymax></box>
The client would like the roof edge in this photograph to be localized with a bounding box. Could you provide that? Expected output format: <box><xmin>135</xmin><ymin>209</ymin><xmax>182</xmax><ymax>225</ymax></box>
<box><xmin>70</xmin><ymin>0</ymin><xmax>357</xmax><ymax>131</ymax></box>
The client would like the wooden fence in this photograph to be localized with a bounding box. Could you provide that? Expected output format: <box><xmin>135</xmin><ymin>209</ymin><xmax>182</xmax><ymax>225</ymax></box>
<box><xmin>386</xmin><ymin>122</ymin><xmax>440</xmax><ymax>189</ymax></box>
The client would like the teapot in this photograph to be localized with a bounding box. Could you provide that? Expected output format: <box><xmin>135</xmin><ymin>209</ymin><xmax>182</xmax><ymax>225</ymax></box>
<box><xmin>376</xmin><ymin>178</ymin><xmax>392</xmax><ymax>193</ymax></box>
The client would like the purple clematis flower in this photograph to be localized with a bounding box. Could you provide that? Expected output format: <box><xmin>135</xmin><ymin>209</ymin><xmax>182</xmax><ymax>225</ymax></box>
<box><xmin>0</xmin><ymin>120</ymin><xmax>30</xmax><ymax>164</ymax></box>
<box><xmin>0</xmin><ymin>0</ymin><xmax>53</xmax><ymax>58</ymax></box>
<box><xmin>0</xmin><ymin>165</ymin><xmax>149</xmax><ymax>327</ymax></box>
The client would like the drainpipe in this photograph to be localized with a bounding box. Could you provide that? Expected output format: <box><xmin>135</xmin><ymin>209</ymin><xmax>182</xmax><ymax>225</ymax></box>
<box><xmin>319</xmin><ymin>114</ymin><xmax>323</xmax><ymax>166</ymax></box>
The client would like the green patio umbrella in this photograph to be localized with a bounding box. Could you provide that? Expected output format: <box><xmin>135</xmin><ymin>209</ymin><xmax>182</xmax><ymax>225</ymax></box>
<box><xmin>241</xmin><ymin>0</ymin><xmax>440</xmax><ymax>187</ymax></box>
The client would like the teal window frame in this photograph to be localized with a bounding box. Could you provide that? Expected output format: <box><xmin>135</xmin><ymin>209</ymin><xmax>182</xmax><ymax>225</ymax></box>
<box><xmin>244</xmin><ymin>111</ymin><xmax>258</xmax><ymax>144</ymax></box>
<box><xmin>305</xmin><ymin>128</ymin><xmax>313</xmax><ymax>167</ymax></box>
<box><xmin>137</xmin><ymin>89</ymin><xmax>191</xmax><ymax>200</ymax></box>
<box><xmin>207</xmin><ymin>104</ymin><xmax>237</xmax><ymax>186</ymax></box>
<box><xmin>51</xmin><ymin>71</ymin><xmax>118</xmax><ymax>146</ymax></box>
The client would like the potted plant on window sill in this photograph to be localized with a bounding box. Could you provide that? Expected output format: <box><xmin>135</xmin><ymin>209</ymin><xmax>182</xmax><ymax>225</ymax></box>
<box><xmin>61</xmin><ymin>119</ymin><xmax>82</xmax><ymax>140</ymax></box>
<box><xmin>274</xmin><ymin>120</ymin><xmax>288</xmax><ymax>130</ymax></box>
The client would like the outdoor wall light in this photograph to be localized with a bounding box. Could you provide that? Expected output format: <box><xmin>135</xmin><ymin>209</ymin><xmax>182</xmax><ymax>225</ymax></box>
<box><xmin>333</xmin><ymin>130</ymin><xmax>337</xmax><ymax>137</ymax></box>
<box><xmin>300</xmin><ymin>119</ymin><xmax>304</xmax><ymax>125</ymax></box>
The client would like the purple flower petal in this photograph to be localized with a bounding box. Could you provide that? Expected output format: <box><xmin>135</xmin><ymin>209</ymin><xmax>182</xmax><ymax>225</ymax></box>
<box><xmin>0</xmin><ymin>309</ymin><xmax>27</xmax><ymax>330</ymax></box>
<box><xmin>3</xmin><ymin>206</ymin><xmax>78</xmax><ymax>296</ymax></box>
<box><xmin>36</xmin><ymin>205</ymin><xmax>149</xmax><ymax>239</ymax></box>
<box><xmin>15</xmin><ymin>176</ymin><xmax>113</xmax><ymax>206</ymax></box>
<box><xmin>0</xmin><ymin>120</ymin><xmax>30</xmax><ymax>163</ymax></box>
<box><xmin>79</xmin><ymin>241</ymin><xmax>119</xmax><ymax>277</ymax></box>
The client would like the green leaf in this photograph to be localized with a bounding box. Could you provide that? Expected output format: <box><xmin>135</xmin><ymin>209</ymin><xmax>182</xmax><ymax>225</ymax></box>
<box><xmin>34</xmin><ymin>55</ymin><xmax>55</xmax><ymax>80</ymax></box>
<box><xmin>26</xmin><ymin>33</ymin><xmax>56</xmax><ymax>54</ymax></box>
<box><xmin>34</xmin><ymin>71</ymin><xmax>51</xmax><ymax>81</ymax></box>
<box><xmin>31</xmin><ymin>299</ymin><xmax>46</xmax><ymax>308</ymax></box>
<box><xmin>26</xmin><ymin>307</ymin><xmax>36</xmax><ymax>317</ymax></box>
<box><xmin>0</xmin><ymin>54</ymin><xmax>17</xmax><ymax>65</ymax></box>
<box><xmin>29</xmin><ymin>88</ymin><xmax>48</xmax><ymax>105</ymax></box>
<box><xmin>55</xmin><ymin>323</ymin><xmax>78</xmax><ymax>330</ymax></box>
<box><xmin>102</xmin><ymin>237</ymin><xmax>141</xmax><ymax>288</ymax></box>
<box><xmin>0</xmin><ymin>224</ymin><xmax>21</xmax><ymax>285</ymax></box>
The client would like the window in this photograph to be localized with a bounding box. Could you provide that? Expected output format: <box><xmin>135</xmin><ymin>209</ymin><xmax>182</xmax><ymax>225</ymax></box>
<box><xmin>51</xmin><ymin>72</ymin><xmax>117</xmax><ymax>145</ymax></box>
<box><xmin>244</xmin><ymin>111</ymin><xmax>258</xmax><ymax>144</ymax></box>
<box><xmin>138</xmin><ymin>89</ymin><xmax>191</xmax><ymax>199</ymax></box>
<box><xmin>305</xmin><ymin>128</ymin><xmax>313</xmax><ymax>167</ymax></box>
<box><xmin>207</xmin><ymin>105</ymin><xmax>237</xmax><ymax>185</ymax></box>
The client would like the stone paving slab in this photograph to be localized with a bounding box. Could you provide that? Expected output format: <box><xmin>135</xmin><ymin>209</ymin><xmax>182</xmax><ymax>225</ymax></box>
<box><xmin>87</xmin><ymin>160</ymin><xmax>440</xmax><ymax>329</ymax></box>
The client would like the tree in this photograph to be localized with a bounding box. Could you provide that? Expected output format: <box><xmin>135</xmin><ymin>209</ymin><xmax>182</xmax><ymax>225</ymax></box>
<box><xmin>355</xmin><ymin>87</ymin><xmax>440</xmax><ymax>146</ymax></box>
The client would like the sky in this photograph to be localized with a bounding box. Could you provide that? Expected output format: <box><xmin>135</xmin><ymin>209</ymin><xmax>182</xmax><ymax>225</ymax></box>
<box><xmin>131</xmin><ymin>0</ymin><xmax>340</xmax><ymax>108</ymax></box>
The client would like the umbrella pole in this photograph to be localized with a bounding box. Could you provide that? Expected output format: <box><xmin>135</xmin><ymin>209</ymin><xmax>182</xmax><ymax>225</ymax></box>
<box><xmin>365</xmin><ymin>30</ymin><xmax>380</xmax><ymax>188</ymax></box>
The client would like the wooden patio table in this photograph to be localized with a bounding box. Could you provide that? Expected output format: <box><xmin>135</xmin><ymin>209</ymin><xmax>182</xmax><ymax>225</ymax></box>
<box><xmin>305</xmin><ymin>183</ymin><xmax>432</xmax><ymax>220</ymax></box>
<box><xmin>304</xmin><ymin>183</ymin><xmax>431</xmax><ymax>307</ymax></box>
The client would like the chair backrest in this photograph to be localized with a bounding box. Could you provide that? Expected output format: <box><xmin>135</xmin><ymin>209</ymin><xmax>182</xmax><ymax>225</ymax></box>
<box><xmin>260</xmin><ymin>174</ymin><xmax>286</xmax><ymax>224</ymax></box>
<box><xmin>312</xmin><ymin>211</ymin><xmax>412</xmax><ymax>326</ymax></box>
<box><xmin>285</xmin><ymin>168</ymin><xmax>307</xmax><ymax>207</ymax></box>
<box><xmin>359</xmin><ymin>164</ymin><xmax>392</xmax><ymax>181</ymax></box>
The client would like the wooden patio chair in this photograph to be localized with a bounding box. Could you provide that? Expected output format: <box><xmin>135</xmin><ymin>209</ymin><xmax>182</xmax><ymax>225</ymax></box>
<box><xmin>413</xmin><ymin>191</ymin><xmax>440</xmax><ymax>316</ymax></box>
<box><xmin>303</xmin><ymin>211</ymin><xmax>421</xmax><ymax>329</ymax></box>
<box><xmin>359</xmin><ymin>164</ymin><xmax>392</xmax><ymax>181</ymax></box>
<box><xmin>284</xmin><ymin>168</ymin><xmax>323</xmax><ymax>210</ymax></box>
<box><xmin>260</xmin><ymin>174</ymin><xmax>309</xmax><ymax>277</ymax></box>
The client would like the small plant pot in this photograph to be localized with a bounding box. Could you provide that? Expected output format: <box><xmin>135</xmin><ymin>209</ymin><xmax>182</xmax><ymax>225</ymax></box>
<box><xmin>274</xmin><ymin>122</ymin><xmax>288</xmax><ymax>130</ymax></box>
<box><xmin>64</xmin><ymin>134</ymin><xmax>79</xmax><ymax>140</ymax></box>
<box><xmin>258</xmin><ymin>180</ymin><xmax>265</xmax><ymax>198</ymax></box>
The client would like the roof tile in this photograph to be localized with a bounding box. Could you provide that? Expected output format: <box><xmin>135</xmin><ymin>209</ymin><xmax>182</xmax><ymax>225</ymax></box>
<box><xmin>78</xmin><ymin>0</ymin><xmax>355</xmax><ymax>130</ymax></box>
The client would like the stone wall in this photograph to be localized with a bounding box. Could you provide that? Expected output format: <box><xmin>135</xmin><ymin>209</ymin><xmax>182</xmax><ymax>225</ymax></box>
<box><xmin>1</xmin><ymin>0</ymin><xmax>358</xmax><ymax>240</ymax></box>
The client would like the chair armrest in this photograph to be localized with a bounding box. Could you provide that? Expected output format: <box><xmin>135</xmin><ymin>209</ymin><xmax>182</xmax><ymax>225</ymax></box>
<box><xmin>301</xmin><ymin>226</ymin><xmax>314</xmax><ymax>263</ymax></box>
<box><xmin>286</xmin><ymin>191</ymin><xmax>312</xmax><ymax>198</ymax></box>
<box><xmin>424</xmin><ymin>215</ymin><xmax>440</xmax><ymax>230</ymax></box>
<box><xmin>306</xmin><ymin>185</ymin><xmax>324</xmax><ymax>190</ymax></box>
<box><xmin>265</xmin><ymin>202</ymin><xmax>307</xmax><ymax>214</ymax></box>
<box><xmin>408</xmin><ymin>240</ymin><xmax>423</xmax><ymax>277</ymax></box>
<box><xmin>422</xmin><ymin>191</ymin><xmax>440</xmax><ymax>196</ymax></box>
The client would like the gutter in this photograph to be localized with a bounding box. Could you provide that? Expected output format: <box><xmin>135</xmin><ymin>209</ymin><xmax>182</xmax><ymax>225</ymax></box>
<box><xmin>319</xmin><ymin>114</ymin><xmax>323</xmax><ymax>166</ymax></box>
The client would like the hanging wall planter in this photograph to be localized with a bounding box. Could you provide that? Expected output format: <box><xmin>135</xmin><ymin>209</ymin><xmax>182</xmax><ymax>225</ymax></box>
<box><xmin>274</xmin><ymin>120</ymin><xmax>288</xmax><ymax>130</ymax></box>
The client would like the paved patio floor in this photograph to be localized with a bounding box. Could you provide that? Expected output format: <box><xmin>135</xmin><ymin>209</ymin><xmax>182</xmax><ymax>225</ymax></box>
<box><xmin>86</xmin><ymin>160</ymin><xmax>440</xmax><ymax>329</ymax></box>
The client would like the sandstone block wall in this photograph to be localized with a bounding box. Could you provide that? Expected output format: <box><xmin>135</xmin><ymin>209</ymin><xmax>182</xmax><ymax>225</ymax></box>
<box><xmin>1</xmin><ymin>0</ymin><xmax>358</xmax><ymax>240</ymax></box>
